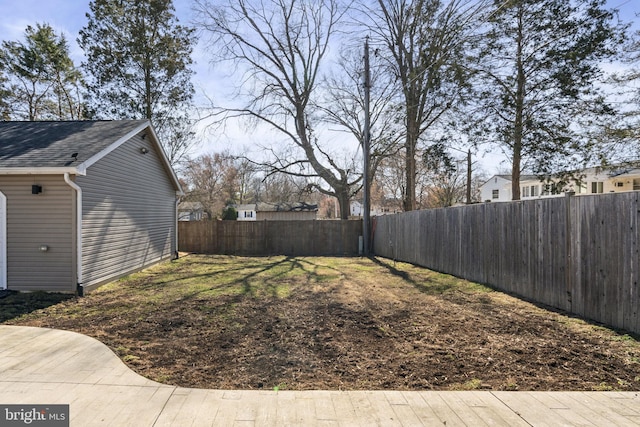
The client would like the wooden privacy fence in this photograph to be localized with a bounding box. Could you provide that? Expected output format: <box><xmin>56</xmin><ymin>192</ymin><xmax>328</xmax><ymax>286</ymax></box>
<box><xmin>372</xmin><ymin>192</ymin><xmax>640</xmax><ymax>335</ymax></box>
<box><xmin>179</xmin><ymin>220</ymin><xmax>363</xmax><ymax>256</ymax></box>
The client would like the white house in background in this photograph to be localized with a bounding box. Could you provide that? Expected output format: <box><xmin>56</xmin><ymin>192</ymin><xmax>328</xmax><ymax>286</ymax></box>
<box><xmin>480</xmin><ymin>175</ymin><xmax>520</xmax><ymax>202</ymax></box>
<box><xmin>481</xmin><ymin>166</ymin><xmax>640</xmax><ymax>202</ymax></box>
<box><xmin>236</xmin><ymin>204</ymin><xmax>257</xmax><ymax>221</ymax></box>
<box><xmin>350</xmin><ymin>200</ymin><xmax>402</xmax><ymax>218</ymax></box>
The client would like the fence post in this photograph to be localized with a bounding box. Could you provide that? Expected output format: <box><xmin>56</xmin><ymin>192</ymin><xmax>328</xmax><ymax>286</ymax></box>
<box><xmin>565</xmin><ymin>191</ymin><xmax>575</xmax><ymax>312</ymax></box>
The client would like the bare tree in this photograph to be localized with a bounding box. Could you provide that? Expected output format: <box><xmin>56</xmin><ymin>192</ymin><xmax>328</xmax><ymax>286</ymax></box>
<box><xmin>373</xmin><ymin>152</ymin><xmax>406</xmax><ymax>210</ymax></box>
<box><xmin>254</xmin><ymin>173</ymin><xmax>313</xmax><ymax>205</ymax></box>
<box><xmin>194</xmin><ymin>0</ymin><xmax>359</xmax><ymax>218</ymax></box>
<box><xmin>321</xmin><ymin>45</ymin><xmax>403</xmax><ymax>198</ymax></box>
<box><xmin>363</xmin><ymin>0</ymin><xmax>486</xmax><ymax>211</ymax></box>
<box><xmin>182</xmin><ymin>152</ymin><xmax>240</xmax><ymax>219</ymax></box>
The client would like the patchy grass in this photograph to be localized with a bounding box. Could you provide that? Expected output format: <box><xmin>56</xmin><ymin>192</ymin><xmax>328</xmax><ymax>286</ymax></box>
<box><xmin>3</xmin><ymin>254</ymin><xmax>640</xmax><ymax>391</ymax></box>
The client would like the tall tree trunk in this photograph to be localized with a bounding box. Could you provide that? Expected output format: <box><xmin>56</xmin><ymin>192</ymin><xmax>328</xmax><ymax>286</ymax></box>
<box><xmin>337</xmin><ymin>189</ymin><xmax>350</xmax><ymax>220</ymax></box>
<box><xmin>403</xmin><ymin>110</ymin><xmax>418</xmax><ymax>211</ymax></box>
<box><xmin>512</xmin><ymin>5</ymin><xmax>525</xmax><ymax>201</ymax></box>
<box><xmin>403</xmin><ymin>136</ymin><xmax>416</xmax><ymax>211</ymax></box>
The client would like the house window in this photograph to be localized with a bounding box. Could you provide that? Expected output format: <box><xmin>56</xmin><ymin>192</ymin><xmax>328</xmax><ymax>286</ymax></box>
<box><xmin>522</xmin><ymin>186</ymin><xmax>530</xmax><ymax>197</ymax></box>
<box><xmin>543</xmin><ymin>183</ymin><xmax>562</xmax><ymax>195</ymax></box>
<box><xmin>615</xmin><ymin>182</ymin><xmax>624</xmax><ymax>188</ymax></box>
<box><xmin>591</xmin><ymin>182</ymin><xmax>603</xmax><ymax>194</ymax></box>
<box><xmin>634</xmin><ymin>179</ymin><xmax>640</xmax><ymax>191</ymax></box>
<box><xmin>531</xmin><ymin>185</ymin><xmax>539</xmax><ymax>197</ymax></box>
<box><xmin>492</xmin><ymin>189</ymin><xmax>499</xmax><ymax>199</ymax></box>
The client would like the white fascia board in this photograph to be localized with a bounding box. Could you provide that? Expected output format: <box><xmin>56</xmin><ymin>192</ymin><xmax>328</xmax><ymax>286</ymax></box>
<box><xmin>0</xmin><ymin>167</ymin><xmax>85</xmax><ymax>176</ymax></box>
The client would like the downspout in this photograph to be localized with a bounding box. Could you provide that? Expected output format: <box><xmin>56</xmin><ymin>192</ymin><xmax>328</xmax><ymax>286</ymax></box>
<box><xmin>174</xmin><ymin>196</ymin><xmax>180</xmax><ymax>259</ymax></box>
<box><xmin>0</xmin><ymin>192</ymin><xmax>6</xmax><ymax>290</ymax></box>
<box><xmin>64</xmin><ymin>173</ymin><xmax>83</xmax><ymax>295</ymax></box>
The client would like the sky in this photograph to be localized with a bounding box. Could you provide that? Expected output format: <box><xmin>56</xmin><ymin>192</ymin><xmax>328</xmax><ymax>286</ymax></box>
<box><xmin>0</xmin><ymin>0</ymin><xmax>638</xmax><ymax>175</ymax></box>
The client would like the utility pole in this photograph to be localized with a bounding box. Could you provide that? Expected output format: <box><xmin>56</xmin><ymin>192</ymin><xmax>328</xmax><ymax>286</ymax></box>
<box><xmin>363</xmin><ymin>37</ymin><xmax>371</xmax><ymax>255</ymax></box>
<box><xmin>466</xmin><ymin>149</ymin><xmax>472</xmax><ymax>204</ymax></box>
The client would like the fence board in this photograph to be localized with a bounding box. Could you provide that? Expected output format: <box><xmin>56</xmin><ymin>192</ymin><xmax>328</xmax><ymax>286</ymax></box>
<box><xmin>372</xmin><ymin>193</ymin><xmax>640</xmax><ymax>335</ymax></box>
<box><xmin>179</xmin><ymin>220</ymin><xmax>362</xmax><ymax>256</ymax></box>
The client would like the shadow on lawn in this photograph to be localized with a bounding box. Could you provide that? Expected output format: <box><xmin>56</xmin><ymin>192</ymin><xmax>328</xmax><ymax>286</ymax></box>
<box><xmin>147</xmin><ymin>255</ymin><xmax>323</xmax><ymax>302</ymax></box>
<box><xmin>0</xmin><ymin>291</ymin><xmax>75</xmax><ymax>323</ymax></box>
<box><xmin>369</xmin><ymin>256</ymin><xmax>458</xmax><ymax>295</ymax></box>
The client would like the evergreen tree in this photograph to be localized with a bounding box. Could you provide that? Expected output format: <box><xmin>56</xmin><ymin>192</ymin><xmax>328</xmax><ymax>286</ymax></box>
<box><xmin>221</xmin><ymin>206</ymin><xmax>237</xmax><ymax>221</ymax></box>
<box><xmin>0</xmin><ymin>23</ymin><xmax>84</xmax><ymax>120</ymax></box>
<box><xmin>79</xmin><ymin>0</ymin><xmax>195</xmax><ymax>165</ymax></box>
<box><xmin>0</xmin><ymin>63</ymin><xmax>9</xmax><ymax>120</ymax></box>
<box><xmin>476</xmin><ymin>0</ymin><xmax>625</xmax><ymax>200</ymax></box>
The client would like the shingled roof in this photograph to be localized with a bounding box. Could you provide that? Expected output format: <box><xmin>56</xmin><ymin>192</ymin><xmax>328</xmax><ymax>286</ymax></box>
<box><xmin>0</xmin><ymin>120</ymin><xmax>182</xmax><ymax>193</ymax></box>
<box><xmin>0</xmin><ymin>120</ymin><xmax>148</xmax><ymax>168</ymax></box>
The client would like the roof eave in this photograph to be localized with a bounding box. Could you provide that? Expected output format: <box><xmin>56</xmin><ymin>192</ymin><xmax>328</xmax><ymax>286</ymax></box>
<box><xmin>0</xmin><ymin>166</ymin><xmax>86</xmax><ymax>176</ymax></box>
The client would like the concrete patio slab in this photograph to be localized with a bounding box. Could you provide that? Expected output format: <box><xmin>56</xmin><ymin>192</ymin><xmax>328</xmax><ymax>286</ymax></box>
<box><xmin>1</xmin><ymin>325</ymin><xmax>638</xmax><ymax>426</ymax></box>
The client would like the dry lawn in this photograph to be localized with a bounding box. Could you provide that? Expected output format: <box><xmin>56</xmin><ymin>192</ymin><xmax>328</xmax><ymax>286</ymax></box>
<box><xmin>3</xmin><ymin>254</ymin><xmax>640</xmax><ymax>391</ymax></box>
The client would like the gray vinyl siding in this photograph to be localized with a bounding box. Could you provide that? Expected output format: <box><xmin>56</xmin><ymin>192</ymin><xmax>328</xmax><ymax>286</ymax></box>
<box><xmin>0</xmin><ymin>175</ymin><xmax>75</xmax><ymax>292</ymax></box>
<box><xmin>77</xmin><ymin>133</ymin><xmax>176</xmax><ymax>289</ymax></box>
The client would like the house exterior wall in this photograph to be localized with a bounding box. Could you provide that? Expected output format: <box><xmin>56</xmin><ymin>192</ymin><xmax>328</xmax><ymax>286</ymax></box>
<box><xmin>0</xmin><ymin>175</ymin><xmax>75</xmax><ymax>292</ymax></box>
<box><xmin>76</xmin><ymin>132</ymin><xmax>177</xmax><ymax>290</ymax></box>
<box><xmin>350</xmin><ymin>201</ymin><xmax>391</xmax><ymax>217</ymax></box>
<box><xmin>571</xmin><ymin>169</ymin><xmax>640</xmax><ymax>195</ymax></box>
<box><xmin>237</xmin><ymin>204</ymin><xmax>256</xmax><ymax>221</ymax></box>
<box><xmin>480</xmin><ymin>176</ymin><xmax>512</xmax><ymax>202</ymax></box>
<box><xmin>481</xmin><ymin>169</ymin><xmax>640</xmax><ymax>203</ymax></box>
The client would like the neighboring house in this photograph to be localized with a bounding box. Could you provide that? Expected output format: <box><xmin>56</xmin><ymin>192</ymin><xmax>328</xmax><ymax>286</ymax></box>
<box><xmin>255</xmin><ymin>202</ymin><xmax>317</xmax><ymax>221</ymax></box>
<box><xmin>574</xmin><ymin>166</ymin><xmax>640</xmax><ymax>194</ymax></box>
<box><xmin>178</xmin><ymin>201</ymin><xmax>205</xmax><ymax>221</ymax></box>
<box><xmin>236</xmin><ymin>204</ymin><xmax>257</xmax><ymax>221</ymax></box>
<box><xmin>480</xmin><ymin>166</ymin><xmax>640</xmax><ymax>202</ymax></box>
<box><xmin>480</xmin><ymin>175</ymin><xmax>535</xmax><ymax>202</ymax></box>
<box><xmin>350</xmin><ymin>200</ymin><xmax>399</xmax><ymax>217</ymax></box>
<box><xmin>0</xmin><ymin>120</ymin><xmax>182</xmax><ymax>294</ymax></box>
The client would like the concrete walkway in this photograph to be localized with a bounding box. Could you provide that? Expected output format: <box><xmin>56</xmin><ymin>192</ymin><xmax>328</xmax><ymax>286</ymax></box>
<box><xmin>0</xmin><ymin>325</ymin><xmax>638</xmax><ymax>426</ymax></box>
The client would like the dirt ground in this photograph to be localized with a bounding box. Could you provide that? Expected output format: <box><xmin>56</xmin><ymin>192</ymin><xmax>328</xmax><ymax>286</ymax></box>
<box><xmin>4</xmin><ymin>255</ymin><xmax>640</xmax><ymax>391</ymax></box>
